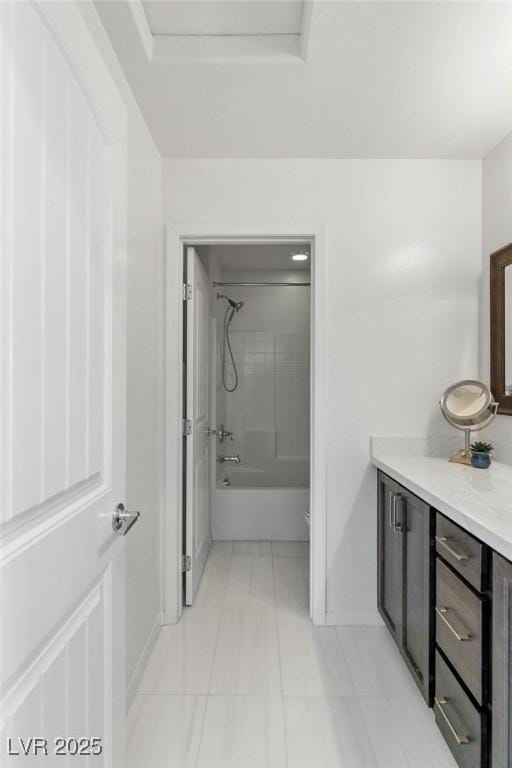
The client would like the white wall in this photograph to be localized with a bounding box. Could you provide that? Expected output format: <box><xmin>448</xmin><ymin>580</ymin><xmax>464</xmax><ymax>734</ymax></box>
<box><xmin>480</xmin><ymin>131</ymin><xmax>512</xmax><ymax>464</ymax></box>
<box><xmin>163</xmin><ymin>159</ymin><xmax>482</xmax><ymax>623</ymax></box>
<box><xmin>83</xmin><ymin>4</ymin><xmax>163</xmax><ymax>703</ymax></box>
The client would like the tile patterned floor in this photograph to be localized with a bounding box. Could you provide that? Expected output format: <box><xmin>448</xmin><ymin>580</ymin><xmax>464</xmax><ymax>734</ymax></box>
<box><xmin>128</xmin><ymin>541</ymin><xmax>457</xmax><ymax>768</ymax></box>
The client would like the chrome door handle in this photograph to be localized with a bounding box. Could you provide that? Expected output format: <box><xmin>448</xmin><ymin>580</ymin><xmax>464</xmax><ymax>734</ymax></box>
<box><xmin>394</xmin><ymin>493</ymin><xmax>404</xmax><ymax>531</ymax></box>
<box><xmin>434</xmin><ymin>697</ymin><xmax>471</xmax><ymax>745</ymax></box>
<box><xmin>435</xmin><ymin>606</ymin><xmax>471</xmax><ymax>641</ymax></box>
<box><xmin>112</xmin><ymin>503</ymin><xmax>140</xmax><ymax>536</ymax></box>
<box><xmin>389</xmin><ymin>490</ymin><xmax>394</xmax><ymax>529</ymax></box>
<box><xmin>435</xmin><ymin>536</ymin><xmax>469</xmax><ymax>562</ymax></box>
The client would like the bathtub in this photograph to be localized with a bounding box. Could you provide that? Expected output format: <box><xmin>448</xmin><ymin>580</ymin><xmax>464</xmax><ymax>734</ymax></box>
<box><xmin>212</xmin><ymin>460</ymin><xmax>310</xmax><ymax>541</ymax></box>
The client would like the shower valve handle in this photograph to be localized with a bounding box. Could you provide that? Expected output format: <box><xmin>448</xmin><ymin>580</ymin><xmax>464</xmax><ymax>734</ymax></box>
<box><xmin>216</xmin><ymin>424</ymin><xmax>233</xmax><ymax>444</ymax></box>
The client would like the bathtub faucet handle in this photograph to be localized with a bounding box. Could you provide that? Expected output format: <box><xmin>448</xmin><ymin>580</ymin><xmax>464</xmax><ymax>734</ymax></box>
<box><xmin>216</xmin><ymin>424</ymin><xmax>234</xmax><ymax>444</ymax></box>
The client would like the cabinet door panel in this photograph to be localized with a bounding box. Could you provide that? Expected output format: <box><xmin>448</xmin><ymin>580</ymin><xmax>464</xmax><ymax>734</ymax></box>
<box><xmin>377</xmin><ymin>473</ymin><xmax>402</xmax><ymax>640</ymax></box>
<box><xmin>493</xmin><ymin>553</ymin><xmax>512</xmax><ymax>768</ymax></box>
<box><xmin>402</xmin><ymin>490</ymin><xmax>432</xmax><ymax>703</ymax></box>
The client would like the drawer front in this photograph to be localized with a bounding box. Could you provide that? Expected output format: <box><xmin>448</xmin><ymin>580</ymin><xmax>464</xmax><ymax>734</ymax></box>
<box><xmin>435</xmin><ymin>651</ymin><xmax>483</xmax><ymax>768</ymax></box>
<box><xmin>436</xmin><ymin>558</ymin><xmax>483</xmax><ymax>703</ymax></box>
<box><xmin>436</xmin><ymin>514</ymin><xmax>483</xmax><ymax>591</ymax></box>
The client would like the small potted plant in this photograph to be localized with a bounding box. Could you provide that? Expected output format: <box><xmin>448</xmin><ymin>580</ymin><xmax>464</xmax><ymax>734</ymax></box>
<box><xmin>470</xmin><ymin>441</ymin><xmax>494</xmax><ymax>469</ymax></box>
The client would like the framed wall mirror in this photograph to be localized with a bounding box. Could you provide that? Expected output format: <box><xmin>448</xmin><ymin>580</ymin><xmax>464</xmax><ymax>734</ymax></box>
<box><xmin>490</xmin><ymin>243</ymin><xmax>512</xmax><ymax>415</ymax></box>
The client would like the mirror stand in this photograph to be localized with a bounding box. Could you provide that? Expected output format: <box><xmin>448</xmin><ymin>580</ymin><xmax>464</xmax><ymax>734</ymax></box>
<box><xmin>449</xmin><ymin>428</ymin><xmax>472</xmax><ymax>465</ymax></box>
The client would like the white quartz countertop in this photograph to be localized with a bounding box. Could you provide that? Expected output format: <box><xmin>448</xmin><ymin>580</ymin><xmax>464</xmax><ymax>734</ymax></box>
<box><xmin>371</xmin><ymin>449</ymin><xmax>512</xmax><ymax>562</ymax></box>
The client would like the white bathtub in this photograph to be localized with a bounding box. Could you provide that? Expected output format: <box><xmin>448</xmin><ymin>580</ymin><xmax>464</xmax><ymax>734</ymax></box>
<box><xmin>212</xmin><ymin>486</ymin><xmax>310</xmax><ymax>541</ymax></box>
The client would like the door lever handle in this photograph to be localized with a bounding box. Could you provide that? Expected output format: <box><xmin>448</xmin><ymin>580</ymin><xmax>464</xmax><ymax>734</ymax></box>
<box><xmin>112</xmin><ymin>502</ymin><xmax>140</xmax><ymax>536</ymax></box>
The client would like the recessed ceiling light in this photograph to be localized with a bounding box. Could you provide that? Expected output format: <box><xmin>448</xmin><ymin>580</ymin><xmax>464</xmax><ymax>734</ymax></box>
<box><xmin>292</xmin><ymin>252</ymin><xmax>309</xmax><ymax>262</ymax></box>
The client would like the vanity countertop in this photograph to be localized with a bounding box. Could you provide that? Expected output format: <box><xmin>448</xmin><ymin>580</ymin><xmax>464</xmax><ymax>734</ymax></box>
<box><xmin>371</xmin><ymin>449</ymin><xmax>512</xmax><ymax>561</ymax></box>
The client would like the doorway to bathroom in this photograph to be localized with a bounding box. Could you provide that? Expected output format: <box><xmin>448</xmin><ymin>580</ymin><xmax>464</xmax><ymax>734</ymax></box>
<box><xmin>185</xmin><ymin>242</ymin><xmax>312</xmax><ymax>605</ymax></box>
<box><xmin>163</xmin><ymin>230</ymin><xmax>327</xmax><ymax>626</ymax></box>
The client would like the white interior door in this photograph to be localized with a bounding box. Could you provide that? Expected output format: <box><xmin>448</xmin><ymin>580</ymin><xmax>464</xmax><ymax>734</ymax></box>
<box><xmin>0</xmin><ymin>2</ymin><xmax>128</xmax><ymax>765</ymax></box>
<box><xmin>185</xmin><ymin>247</ymin><xmax>211</xmax><ymax>605</ymax></box>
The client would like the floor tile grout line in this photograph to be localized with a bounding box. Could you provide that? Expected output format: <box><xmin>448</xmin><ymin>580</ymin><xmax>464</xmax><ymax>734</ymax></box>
<box><xmin>382</xmin><ymin>691</ymin><xmax>441</xmax><ymax>768</ymax></box>
<box><xmin>193</xmin><ymin>696</ymin><xmax>211</xmax><ymax>768</ymax></box>
<box><xmin>271</xmin><ymin>549</ymin><xmax>290</xmax><ymax>768</ymax></box>
<box><xmin>134</xmin><ymin>691</ymin><xmax>420</xmax><ymax>700</ymax></box>
<box><xmin>135</xmin><ymin>691</ymin><xmax>370</xmax><ymax>698</ymax></box>
<box><xmin>125</xmin><ymin>697</ymin><xmax>145</xmax><ymax>750</ymax></box>
<box><xmin>271</xmin><ymin>548</ymin><xmax>285</xmax><ymax>696</ymax></box>
<box><xmin>205</xmin><ymin>546</ymin><xmax>232</xmax><ymax>694</ymax></box>
<box><xmin>334</xmin><ymin>626</ymin><xmax>359</xmax><ymax>696</ymax></box>
<box><xmin>193</xmin><ymin>545</ymin><xmax>233</xmax><ymax>768</ymax></box>
<box><xmin>273</xmin><ymin>547</ymin><xmax>309</xmax><ymax>768</ymax></box>
<box><xmin>379</xmin><ymin>694</ymin><xmax>414</xmax><ymax>768</ymax></box>
<box><xmin>351</xmin><ymin>693</ymin><xmax>385</xmax><ymax>768</ymax></box>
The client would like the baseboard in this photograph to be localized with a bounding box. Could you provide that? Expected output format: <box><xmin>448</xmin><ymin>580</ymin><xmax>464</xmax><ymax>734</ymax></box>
<box><xmin>126</xmin><ymin>612</ymin><xmax>162</xmax><ymax>710</ymax></box>
<box><xmin>325</xmin><ymin>611</ymin><xmax>384</xmax><ymax>626</ymax></box>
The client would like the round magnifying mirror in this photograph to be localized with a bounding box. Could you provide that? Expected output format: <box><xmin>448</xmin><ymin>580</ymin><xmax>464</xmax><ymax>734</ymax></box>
<box><xmin>439</xmin><ymin>380</ymin><xmax>498</xmax><ymax>464</ymax></box>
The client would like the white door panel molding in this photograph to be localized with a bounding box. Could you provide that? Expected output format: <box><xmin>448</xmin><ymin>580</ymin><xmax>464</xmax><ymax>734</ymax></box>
<box><xmin>0</xmin><ymin>1</ymin><xmax>127</xmax><ymax>763</ymax></box>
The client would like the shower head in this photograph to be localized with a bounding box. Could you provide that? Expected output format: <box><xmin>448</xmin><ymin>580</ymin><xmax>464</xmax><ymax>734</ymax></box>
<box><xmin>217</xmin><ymin>293</ymin><xmax>244</xmax><ymax>312</ymax></box>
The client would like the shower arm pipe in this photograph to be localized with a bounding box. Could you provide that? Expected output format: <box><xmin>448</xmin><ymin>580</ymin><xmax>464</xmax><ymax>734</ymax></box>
<box><xmin>213</xmin><ymin>281</ymin><xmax>311</xmax><ymax>287</ymax></box>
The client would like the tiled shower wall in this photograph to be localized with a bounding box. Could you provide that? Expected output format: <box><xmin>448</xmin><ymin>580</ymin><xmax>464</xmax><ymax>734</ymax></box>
<box><xmin>216</xmin><ymin>272</ymin><xmax>310</xmax><ymax>487</ymax></box>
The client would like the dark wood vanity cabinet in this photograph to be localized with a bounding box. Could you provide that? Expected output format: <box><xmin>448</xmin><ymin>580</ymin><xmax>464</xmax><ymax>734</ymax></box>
<box><xmin>377</xmin><ymin>469</ymin><xmax>512</xmax><ymax>768</ymax></box>
<box><xmin>377</xmin><ymin>471</ymin><xmax>433</xmax><ymax>704</ymax></box>
<box><xmin>492</xmin><ymin>553</ymin><xmax>512</xmax><ymax>768</ymax></box>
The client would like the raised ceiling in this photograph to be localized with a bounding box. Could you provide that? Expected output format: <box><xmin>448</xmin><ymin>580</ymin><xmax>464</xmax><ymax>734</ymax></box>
<box><xmin>142</xmin><ymin>1</ymin><xmax>305</xmax><ymax>36</ymax></box>
<box><xmin>96</xmin><ymin>1</ymin><xmax>512</xmax><ymax>159</ymax></box>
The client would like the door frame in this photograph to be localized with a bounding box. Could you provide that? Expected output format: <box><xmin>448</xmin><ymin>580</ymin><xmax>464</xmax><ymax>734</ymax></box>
<box><xmin>162</xmin><ymin>222</ymin><xmax>328</xmax><ymax>625</ymax></box>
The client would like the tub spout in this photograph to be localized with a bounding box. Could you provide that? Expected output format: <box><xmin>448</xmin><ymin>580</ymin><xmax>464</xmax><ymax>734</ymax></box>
<box><xmin>218</xmin><ymin>454</ymin><xmax>241</xmax><ymax>464</ymax></box>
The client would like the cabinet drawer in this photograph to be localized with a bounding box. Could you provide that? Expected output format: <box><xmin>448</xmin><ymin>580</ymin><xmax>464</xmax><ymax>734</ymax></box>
<box><xmin>436</xmin><ymin>514</ymin><xmax>483</xmax><ymax>591</ymax></box>
<box><xmin>435</xmin><ymin>651</ymin><xmax>484</xmax><ymax>768</ymax></box>
<box><xmin>436</xmin><ymin>558</ymin><xmax>484</xmax><ymax>703</ymax></box>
